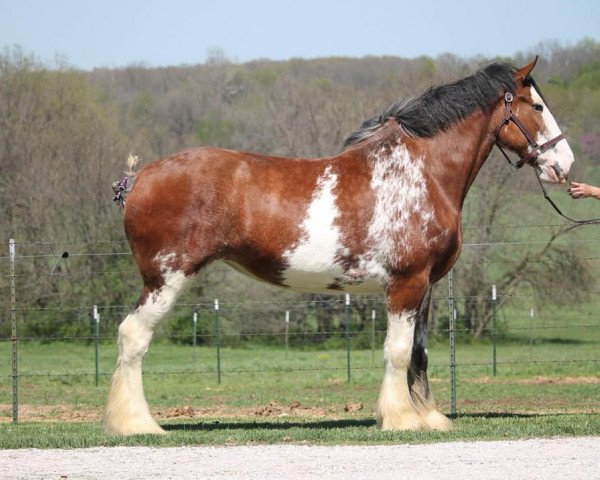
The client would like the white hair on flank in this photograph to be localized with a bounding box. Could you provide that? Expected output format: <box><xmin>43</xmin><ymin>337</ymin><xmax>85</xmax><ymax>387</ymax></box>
<box><xmin>282</xmin><ymin>165</ymin><xmax>345</xmax><ymax>290</ymax></box>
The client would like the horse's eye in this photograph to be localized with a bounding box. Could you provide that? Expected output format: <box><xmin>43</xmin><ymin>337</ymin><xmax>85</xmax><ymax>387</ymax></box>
<box><xmin>532</xmin><ymin>103</ymin><xmax>544</xmax><ymax>112</ymax></box>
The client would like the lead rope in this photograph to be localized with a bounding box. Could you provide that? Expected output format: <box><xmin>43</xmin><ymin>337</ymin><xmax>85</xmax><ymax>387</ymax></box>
<box><xmin>496</xmin><ymin>143</ymin><xmax>600</xmax><ymax>230</ymax></box>
<box><xmin>532</xmin><ymin>169</ymin><xmax>600</xmax><ymax>231</ymax></box>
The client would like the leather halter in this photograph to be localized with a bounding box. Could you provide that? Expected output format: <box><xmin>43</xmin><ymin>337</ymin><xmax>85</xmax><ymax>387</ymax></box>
<box><xmin>495</xmin><ymin>92</ymin><xmax>565</xmax><ymax>169</ymax></box>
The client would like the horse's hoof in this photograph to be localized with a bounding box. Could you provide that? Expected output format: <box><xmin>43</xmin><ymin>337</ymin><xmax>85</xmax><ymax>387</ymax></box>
<box><xmin>378</xmin><ymin>411</ymin><xmax>427</xmax><ymax>431</ymax></box>
<box><xmin>423</xmin><ymin>410</ymin><xmax>453</xmax><ymax>431</ymax></box>
<box><xmin>103</xmin><ymin>415</ymin><xmax>167</xmax><ymax>436</ymax></box>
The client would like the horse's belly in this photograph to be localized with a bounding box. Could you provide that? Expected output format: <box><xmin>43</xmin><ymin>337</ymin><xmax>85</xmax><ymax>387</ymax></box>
<box><xmin>225</xmin><ymin>258</ymin><xmax>385</xmax><ymax>294</ymax></box>
<box><xmin>282</xmin><ymin>268</ymin><xmax>386</xmax><ymax>294</ymax></box>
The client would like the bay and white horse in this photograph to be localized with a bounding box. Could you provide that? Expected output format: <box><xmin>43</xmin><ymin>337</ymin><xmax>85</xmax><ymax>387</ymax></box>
<box><xmin>105</xmin><ymin>58</ymin><xmax>573</xmax><ymax>434</ymax></box>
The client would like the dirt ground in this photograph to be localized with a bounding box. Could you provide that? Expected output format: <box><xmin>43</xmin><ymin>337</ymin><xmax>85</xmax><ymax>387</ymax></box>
<box><xmin>0</xmin><ymin>400</ymin><xmax>362</xmax><ymax>424</ymax></box>
<box><xmin>2</xmin><ymin>375</ymin><xmax>597</xmax><ymax>423</ymax></box>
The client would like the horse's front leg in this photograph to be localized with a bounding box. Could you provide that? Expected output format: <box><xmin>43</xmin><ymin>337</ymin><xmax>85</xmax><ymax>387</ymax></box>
<box><xmin>408</xmin><ymin>286</ymin><xmax>453</xmax><ymax>431</ymax></box>
<box><xmin>377</xmin><ymin>274</ymin><xmax>431</xmax><ymax>431</ymax></box>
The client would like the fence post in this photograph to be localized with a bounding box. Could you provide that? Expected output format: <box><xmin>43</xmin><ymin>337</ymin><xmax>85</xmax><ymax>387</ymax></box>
<box><xmin>9</xmin><ymin>239</ymin><xmax>18</xmax><ymax>423</ymax></box>
<box><xmin>345</xmin><ymin>293</ymin><xmax>351</xmax><ymax>383</ymax></box>
<box><xmin>193</xmin><ymin>311</ymin><xmax>198</xmax><ymax>349</ymax></box>
<box><xmin>93</xmin><ymin>305</ymin><xmax>99</xmax><ymax>387</ymax></box>
<box><xmin>285</xmin><ymin>310</ymin><xmax>289</xmax><ymax>359</ymax></box>
<box><xmin>448</xmin><ymin>268</ymin><xmax>456</xmax><ymax>418</ymax></box>
<box><xmin>214</xmin><ymin>299</ymin><xmax>221</xmax><ymax>384</ymax></box>
<box><xmin>529</xmin><ymin>307</ymin><xmax>534</xmax><ymax>351</ymax></box>
<box><xmin>492</xmin><ymin>284</ymin><xmax>497</xmax><ymax>376</ymax></box>
<box><xmin>371</xmin><ymin>309</ymin><xmax>376</xmax><ymax>365</ymax></box>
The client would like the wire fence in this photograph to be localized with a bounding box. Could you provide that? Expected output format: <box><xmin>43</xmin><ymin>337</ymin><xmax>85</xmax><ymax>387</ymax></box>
<box><xmin>2</xmin><ymin>225</ymin><xmax>600</xmax><ymax>423</ymax></box>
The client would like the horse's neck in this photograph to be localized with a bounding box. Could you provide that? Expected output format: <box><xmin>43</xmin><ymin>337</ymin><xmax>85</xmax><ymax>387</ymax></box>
<box><xmin>422</xmin><ymin>112</ymin><xmax>497</xmax><ymax>208</ymax></box>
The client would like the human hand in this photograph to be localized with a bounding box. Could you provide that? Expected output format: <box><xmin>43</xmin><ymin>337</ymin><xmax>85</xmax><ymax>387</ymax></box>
<box><xmin>568</xmin><ymin>182</ymin><xmax>600</xmax><ymax>200</ymax></box>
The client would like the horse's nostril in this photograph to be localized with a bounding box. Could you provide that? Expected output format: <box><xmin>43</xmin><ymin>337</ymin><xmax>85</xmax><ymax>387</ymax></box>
<box><xmin>551</xmin><ymin>163</ymin><xmax>568</xmax><ymax>183</ymax></box>
<box><xmin>553</xmin><ymin>162</ymin><xmax>563</xmax><ymax>177</ymax></box>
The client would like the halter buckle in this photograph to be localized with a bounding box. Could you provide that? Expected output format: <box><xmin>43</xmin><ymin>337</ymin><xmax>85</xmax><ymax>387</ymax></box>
<box><xmin>504</xmin><ymin>92</ymin><xmax>514</xmax><ymax>103</ymax></box>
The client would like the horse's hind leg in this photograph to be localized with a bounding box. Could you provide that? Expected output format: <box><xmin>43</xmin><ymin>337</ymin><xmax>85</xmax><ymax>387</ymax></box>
<box><xmin>103</xmin><ymin>268</ymin><xmax>188</xmax><ymax>435</ymax></box>
<box><xmin>408</xmin><ymin>287</ymin><xmax>453</xmax><ymax>431</ymax></box>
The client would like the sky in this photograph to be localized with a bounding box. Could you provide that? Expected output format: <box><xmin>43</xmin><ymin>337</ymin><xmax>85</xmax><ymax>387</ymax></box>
<box><xmin>1</xmin><ymin>0</ymin><xmax>599</xmax><ymax>70</ymax></box>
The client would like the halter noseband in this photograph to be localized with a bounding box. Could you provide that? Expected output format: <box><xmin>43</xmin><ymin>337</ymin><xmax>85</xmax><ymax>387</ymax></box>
<box><xmin>495</xmin><ymin>92</ymin><xmax>565</xmax><ymax>169</ymax></box>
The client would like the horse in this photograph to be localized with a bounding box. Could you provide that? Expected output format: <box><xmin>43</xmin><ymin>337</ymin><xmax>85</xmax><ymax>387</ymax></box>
<box><xmin>104</xmin><ymin>58</ymin><xmax>574</xmax><ymax>435</ymax></box>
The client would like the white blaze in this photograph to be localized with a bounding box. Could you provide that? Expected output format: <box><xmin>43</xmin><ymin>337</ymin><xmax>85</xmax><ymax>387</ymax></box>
<box><xmin>529</xmin><ymin>87</ymin><xmax>574</xmax><ymax>183</ymax></box>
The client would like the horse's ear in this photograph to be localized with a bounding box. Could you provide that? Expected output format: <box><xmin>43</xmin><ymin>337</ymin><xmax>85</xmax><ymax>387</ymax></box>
<box><xmin>514</xmin><ymin>56</ymin><xmax>539</xmax><ymax>83</ymax></box>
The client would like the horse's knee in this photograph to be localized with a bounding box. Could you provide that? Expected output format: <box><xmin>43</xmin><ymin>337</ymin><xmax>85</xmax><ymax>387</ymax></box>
<box><xmin>383</xmin><ymin>311</ymin><xmax>416</xmax><ymax>370</ymax></box>
<box><xmin>383</xmin><ymin>342</ymin><xmax>412</xmax><ymax>371</ymax></box>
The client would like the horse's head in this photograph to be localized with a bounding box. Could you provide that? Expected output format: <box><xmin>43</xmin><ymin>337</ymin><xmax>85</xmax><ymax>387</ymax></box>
<box><xmin>495</xmin><ymin>57</ymin><xmax>574</xmax><ymax>184</ymax></box>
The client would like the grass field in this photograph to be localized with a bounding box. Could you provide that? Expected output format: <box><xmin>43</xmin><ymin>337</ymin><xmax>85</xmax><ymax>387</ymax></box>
<box><xmin>2</xmin><ymin>414</ymin><xmax>600</xmax><ymax>449</ymax></box>
<box><xmin>1</xmin><ymin>332</ymin><xmax>599</xmax><ymax>448</ymax></box>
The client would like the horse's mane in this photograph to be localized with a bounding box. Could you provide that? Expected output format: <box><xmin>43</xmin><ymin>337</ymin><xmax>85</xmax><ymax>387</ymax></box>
<box><xmin>343</xmin><ymin>63</ymin><xmax>519</xmax><ymax>148</ymax></box>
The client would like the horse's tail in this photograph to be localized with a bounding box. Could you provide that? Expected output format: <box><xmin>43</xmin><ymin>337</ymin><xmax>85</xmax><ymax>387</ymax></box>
<box><xmin>112</xmin><ymin>153</ymin><xmax>140</xmax><ymax>208</ymax></box>
<box><xmin>124</xmin><ymin>152</ymin><xmax>140</xmax><ymax>177</ymax></box>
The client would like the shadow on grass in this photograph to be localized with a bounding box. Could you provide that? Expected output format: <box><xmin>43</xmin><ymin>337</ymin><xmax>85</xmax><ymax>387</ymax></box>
<box><xmin>163</xmin><ymin>418</ymin><xmax>376</xmax><ymax>432</ymax></box>
<box><xmin>454</xmin><ymin>412</ymin><xmax>550</xmax><ymax>419</ymax></box>
<box><xmin>163</xmin><ymin>412</ymin><xmax>558</xmax><ymax>432</ymax></box>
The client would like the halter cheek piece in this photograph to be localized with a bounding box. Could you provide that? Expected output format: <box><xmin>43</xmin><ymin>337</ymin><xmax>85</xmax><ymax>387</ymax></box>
<box><xmin>495</xmin><ymin>92</ymin><xmax>565</xmax><ymax>169</ymax></box>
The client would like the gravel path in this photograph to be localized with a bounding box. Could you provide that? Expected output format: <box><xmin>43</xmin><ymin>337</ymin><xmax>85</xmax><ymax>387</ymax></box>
<box><xmin>1</xmin><ymin>437</ymin><xmax>598</xmax><ymax>479</ymax></box>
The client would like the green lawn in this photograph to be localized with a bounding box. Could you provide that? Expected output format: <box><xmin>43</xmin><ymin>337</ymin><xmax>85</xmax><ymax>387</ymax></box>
<box><xmin>1</xmin><ymin>337</ymin><xmax>599</xmax><ymax>448</ymax></box>
<box><xmin>2</xmin><ymin>414</ymin><xmax>600</xmax><ymax>449</ymax></box>
<box><xmin>2</xmin><ymin>339</ymin><xmax>599</xmax><ymax>406</ymax></box>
